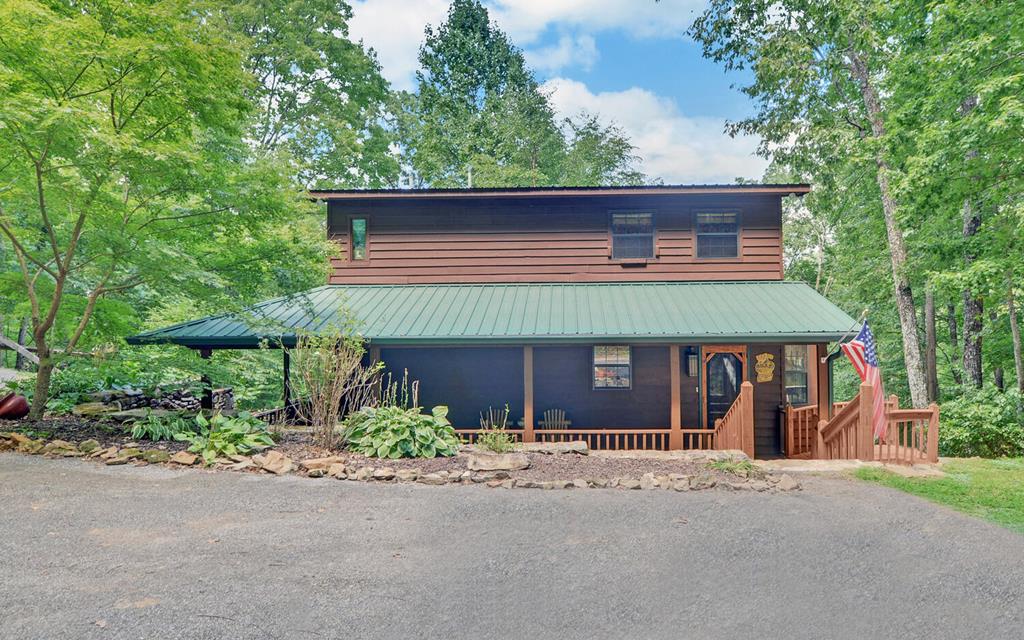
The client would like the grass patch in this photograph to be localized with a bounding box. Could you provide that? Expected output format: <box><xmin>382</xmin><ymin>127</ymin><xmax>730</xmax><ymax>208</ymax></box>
<box><xmin>708</xmin><ymin>459</ymin><xmax>763</xmax><ymax>478</ymax></box>
<box><xmin>856</xmin><ymin>458</ymin><xmax>1024</xmax><ymax>534</ymax></box>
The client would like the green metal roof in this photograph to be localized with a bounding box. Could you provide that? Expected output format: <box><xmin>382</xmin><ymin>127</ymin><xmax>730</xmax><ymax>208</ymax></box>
<box><xmin>126</xmin><ymin>282</ymin><xmax>859</xmax><ymax>348</ymax></box>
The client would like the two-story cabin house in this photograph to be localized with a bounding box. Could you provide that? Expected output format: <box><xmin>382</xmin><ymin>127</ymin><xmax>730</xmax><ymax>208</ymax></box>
<box><xmin>129</xmin><ymin>185</ymin><xmax>859</xmax><ymax>459</ymax></box>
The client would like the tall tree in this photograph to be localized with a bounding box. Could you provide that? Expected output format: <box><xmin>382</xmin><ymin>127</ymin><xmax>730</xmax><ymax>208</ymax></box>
<box><xmin>0</xmin><ymin>0</ymin><xmax>321</xmax><ymax>417</ymax></box>
<box><xmin>690</xmin><ymin>0</ymin><xmax>930</xmax><ymax>406</ymax></box>
<box><xmin>217</xmin><ymin>0</ymin><xmax>399</xmax><ymax>188</ymax></box>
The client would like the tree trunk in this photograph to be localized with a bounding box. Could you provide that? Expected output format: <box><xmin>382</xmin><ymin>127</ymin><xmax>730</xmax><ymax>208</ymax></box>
<box><xmin>994</xmin><ymin>367</ymin><xmax>1005</xmax><ymax>391</ymax></box>
<box><xmin>847</xmin><ymin>48</ymin><xmax>928</xmax><ymax>408</ymax></box>
<box><xmin>925</xmin><ymin>289</ymin><xmax>939</xmax><ymax>402</ymax></box>
<box><xmin>962</xmin><ymin>200</ymin><xmax>983</xmax><ymax>388</ymax></box>
<box><xmin>29</xmin><ymin>339</ymin><xmax>53</xmax><ymax>420</ymax></box>
<box><xmin>1008</xmin><ymin>278</ymin><xmax>1024</xmax><ymax>394</ymax></box>
<box><xmin>947</xmin><ymin>302</ymin><xmax>963</xmax><ymax>385</ymax></box>
<box><xmin>15</xmin><ymin>317</ymin><xmax>30</xmax><ymax>370</ymax></box>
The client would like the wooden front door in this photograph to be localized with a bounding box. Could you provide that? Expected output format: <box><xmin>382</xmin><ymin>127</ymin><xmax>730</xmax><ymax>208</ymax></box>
<box><xmin>701</xmin><ymin>346</ymin><xmax>746</xmax><ymax>428</ymax></box>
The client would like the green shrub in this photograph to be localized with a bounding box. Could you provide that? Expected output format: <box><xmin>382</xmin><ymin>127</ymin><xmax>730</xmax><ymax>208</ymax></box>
<box><xmin>174</xmin><ymin>412</ymin><xmax>275</xmax><ymax>465</ymax></box>
<box><xmin>939</xmin><ymin>389</ymin><xmax>1024</xmax><ymax>458</ymax></box>
<box><xmin>128</xmin><ymin>412</ymin><xmax>192</xmax><ymax>441</ymax></box>
<box><xmin>343</xmin><ymin>405</ymin><xmax>459</xmax><ymax>459</ymax></box>
<box><xmin>475</xmin><ymin>404</ymin><xmax>516</xmax><ymax>453</ymax></box>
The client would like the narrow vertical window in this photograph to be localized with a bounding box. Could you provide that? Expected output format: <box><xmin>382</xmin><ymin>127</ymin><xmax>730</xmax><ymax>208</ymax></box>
<box><xmin>611</xmin><ymin>212</ymin><xmax>655</xmax><ymax>260</ymax></box>
<box><xmin>593</xmin><ymin>345</ymin><xmax>631</xmax><ymax>389</ymax></box>
<box><xmin>695</xmin><ymin>212</ymin><xmax>739</xmax><ymax>258</ymax></box>
<box><xmin>784</xmin><ymin>345</ymin><xmax>809</xmax><ymax>406</ymax></box>
<box><xmin>350</xmin><ymin>218</ymin><xmax>367</xmax><ymax>261</ymax></box>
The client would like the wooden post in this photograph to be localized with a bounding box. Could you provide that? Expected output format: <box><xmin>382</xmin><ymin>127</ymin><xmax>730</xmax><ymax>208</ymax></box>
<box><xmin>857</xmin><ymin>380</ymin><xmax>873</xmax><ymax>460</ymax></box>
<box><xmin>199</xmin><ymin>348</ymin><xmax>213</xmax><ymax>411</ymax></box>
<box><xmin>926</xmin><ymin>403</ymin><xmax>940</xmax><ymax>463</ymax></box>
<box><xmin>669</xmin><ymin>345</ymin><xmax>682</xmax><ymax>449</ymax></box>
<box><xmin>369</xmin><ymin>345</ymin><xmax>381</xmax><ymax>364</ymax></box>
<box><xmin>739</xmin><ymin>381</ymin><xmax>755</xmax><ymax>458</ymax></box>
<box><xmin>814</xmin><ymin>419</ymin><xmax>827</xmax><ymax>459</ymax></box>
<box><xmin>282</xmin><ymin>349</ymin><xmax>291</xmax><ymax>409</ymax></box>
<box><xmin>815</xmin><ymin>343</ymin><xmax>830</xmax><ymax>420</ymax></box>
<box><xmin>523</xmin><ymin>346</ymin><xmax>534</xmax><ymax>443</ymax></box>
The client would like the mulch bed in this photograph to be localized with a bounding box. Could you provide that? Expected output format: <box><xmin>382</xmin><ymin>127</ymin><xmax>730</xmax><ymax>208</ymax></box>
<box><xmin>0</xmin><ymin>416</ymin><xmax>191</xmax><ymax>453</ymax></box>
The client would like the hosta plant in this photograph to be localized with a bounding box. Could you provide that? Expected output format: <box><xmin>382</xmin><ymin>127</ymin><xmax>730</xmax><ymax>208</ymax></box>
<box><xmin>128</xmin><ymin>412</ymin><xmax>192</xmax><ymax>441</ymax></box>
<box><xmin>342</xmin><ymin>405</ymin><xmax>460</xmax><ymax>459</ymax></box>
<box><xmin>174</xmin><ymin>412</ymin><xmax>275</xmax><ymax>465</ymax></box>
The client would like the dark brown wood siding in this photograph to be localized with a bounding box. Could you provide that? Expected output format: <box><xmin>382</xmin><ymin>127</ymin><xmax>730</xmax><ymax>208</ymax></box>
<box><xmin>327</xmin><ymin>193</ymin><xmax>784</xmax><ymax>284</ymax></box>
<box><xmin>747</xmin><ymin>343</ymin><xmax>786</xmax><ymax>458</ymax></box>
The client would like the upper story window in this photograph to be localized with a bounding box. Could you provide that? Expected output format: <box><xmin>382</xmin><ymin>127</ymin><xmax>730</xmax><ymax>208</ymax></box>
<box><xmin>784</xmin><ymin>345</ymin><xmax>809</xmax><ymax>406</ymax></box>
<box><xmin>350</xmin><ymin>218</ymin><xmax>368</xmax><ymax>261</ymax></box>
<box><xmin>593</xmin><ymin>345</ymin><xmax>631</xmax><ymax>389</ymax></box>
<box><xmin>610</xmin><ymin>212</ymin><xmax>655</xmax><ymax>260</ymax></box>
<box><xmin>695</xmin><ymin>212</ymin><xmax>739</xmax><ymax>258</ymax></box>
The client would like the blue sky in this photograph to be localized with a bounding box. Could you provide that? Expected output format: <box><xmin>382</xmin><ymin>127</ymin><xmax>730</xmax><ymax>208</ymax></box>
<box><xmin>349</xmin><ymin>0</ymin><xmax>767</xmax><ymax>183</ymax></box>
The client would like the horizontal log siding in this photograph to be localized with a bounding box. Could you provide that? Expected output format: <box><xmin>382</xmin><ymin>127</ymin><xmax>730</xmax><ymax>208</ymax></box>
<box><xmin>328</xmin><ymin>194</ymin><xmax>784</xmax><ymax>284</ymax></box>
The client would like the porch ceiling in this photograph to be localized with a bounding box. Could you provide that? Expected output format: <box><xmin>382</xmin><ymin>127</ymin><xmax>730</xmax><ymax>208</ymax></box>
<box><xmin>126</xmin><ymin>281</ymin><xmax>859</xmax><ymax>349</ymax></box>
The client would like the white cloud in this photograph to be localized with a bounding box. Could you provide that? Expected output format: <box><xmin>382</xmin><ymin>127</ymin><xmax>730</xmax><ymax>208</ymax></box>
<box><xmin>524</xmin><ymin>34</ymin><xmax>599</xmax><ymax>73</ymax></box>
<box><xmin>349</xmin><ymin>0</ymin><xmax>450</xmax><ymax>91</ymax></box>
<box><xmin>542</xmin><ymin>77</ymin><xmax>767</xmax><ymax>184</ymax></box>
<box><xmin>350</xmin><ymin>0</ymin><xmax>704</xmax><ymax>89</ymax></box>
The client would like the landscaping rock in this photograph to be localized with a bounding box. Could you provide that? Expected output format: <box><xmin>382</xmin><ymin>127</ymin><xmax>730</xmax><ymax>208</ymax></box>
<box><xmin>169</xmin><ymin>451</ymin><xmax>197</xmax><ymax>466</ymax></box>
<box><xmin>520</xmin><ymin>441</ymin><xmax>589</xmax><ymax>455</ymax></box>
<box><xmin>351</xmin><ymin>466</ymin><xmax>374</xmax><ymax>481</ymax></box>
<box><xmin>104</xmin><ymin>456</ymin><xmax>130</xmax><ymax>466</ymax></box>
<box><xmin>466</xmin><ymin>452</ymin><xmax>530</xmax><ymax>471</ymax></box>
<box><xmin>690</xmin><ymin>474</ymin><xmax>717</xmax><ymax>490</ymax></box>
<box><xmin>640</xmin><ymin>473</ymin><xmax>657</xmax><ymax>490</ymax></box>
<box><xmin>42</xmin><ymin>440</ymin><xmax>79</xmax><ymax>456</ymax></box>
<box><xmin>514</xmin><ymin>479</ymin><xmax>542</xmax><ymax>489</ymax></box>
<box><xmin>96</xmin><ymin>446</ymin><xmax>120</xmax><ymax>460</ymax></box>
<box><xmin>72</xmin><ymin>402</ymin><xmax>119</xmax><ymax>418</ymax></box>
<box><xmin>571</xmin><ymin>479</ymin><xmax>589</xmax><ymax>489</ymax></box>
<box><xmin>725</xmin><ymin>481</ymin><xmax>750</xmax><ymax>491</ymax></box>
<box><xmin>372</xmin><ymin>467</ymin><xmax>396</xmax><ymax>481</ymax></box>
<box><xmin>776</xmin><ymin>474</ymin><xmax>801</xmax><ymax>491</ymax></box>
<box><xmin>619</xmin><ymin>478</ymin><xmax>642</xmax><ymax>490</ymax></box>
<box><xmin>672</xmin><ymin>480</ymin><xmax>690</xmax><ymax>491</ymax></box>
<box><xmin>227</xmin><ymin>459</ymin><xmax>254</xmax><ymax>471</ymax></box>
<box><xmin>307</xmin><ymin>469</ymin><xmax>326</xmax><ymax>478</ymax></box>
<box><xmin>118</xmin><ymin>448</ymin><xmax>142</xmax><ymax>459</ymax></box>
<box><xmin>540</xmin><ymin>480</ymin><xmax>571</xmax><ymax>490</ymax></box>
<box><xmin>299</xmin><ymin>456</ymin><xmax>347</xmax><ymax>472</ymax></box>
<box><xmin>327</xmin><ymin>463</ymin><xmax>348</xmax><ymax>479</ymax></box>
<box><xmin>587</xmin><ymin>478</ymin><xmax>609</xmax><ymax>488</ymax></box>
<box><xmin>253</xmin><ymin>451</ymin><xmax>293</xmax><ymax>475</ymax></box>
<box><xmin>749</xmin><ymin>480</ymin><xmax>770</xmax><ymax>492</ymax></box>
<box><xmin>655</xmin><ymin>474</ymin><xmax>672</xmax><ymax>489</ymax></box>
<box><xmin>78</xmin><ymin>439</ymin><xmax>101</xmax><ymax>454</ymax></box>
<box><xmin>417</xmin><ymin>473</ymin><xmax>447</xmax><ymax>485</ymax></box>
<box><xmin>395</xmin><ymin>469</ymin><xmax>419</xmax><ymax>482</ymax></box>
<box><xmin>142</xmin><ymin>450</ymin><xmax>170</xmax><ymax>464</ymax></box>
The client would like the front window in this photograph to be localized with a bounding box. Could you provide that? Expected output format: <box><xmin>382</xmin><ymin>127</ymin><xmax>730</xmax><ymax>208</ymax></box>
<box><xmin>593</xmin><ymin>345</ymin><xmax>631</xmax><ymax>389</ymax></box>
<box><xmin>611</xmin><ymin>212</ymin><xmax>654</xmax><ymax>260</ymax></box>
<box><xmin>784</xmin><ymin>345</ymin><xmax>809</xmax><ymax>406</ymax></box>
<box><xmin>696</xmin><ymin>212</ymin><xmax>739</xmax><ymax>258</ymax></box>
<box><xmin>350</xmin><ymin>218</ymin><xmax>367</xmax><ymax>260</ymax></box>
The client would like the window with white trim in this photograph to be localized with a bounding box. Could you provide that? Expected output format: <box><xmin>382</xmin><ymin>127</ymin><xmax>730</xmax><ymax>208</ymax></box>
<box><xmin>593</xmin><ymin>345</ymin><xmax>631</xmax><ymax>389</ymax></box>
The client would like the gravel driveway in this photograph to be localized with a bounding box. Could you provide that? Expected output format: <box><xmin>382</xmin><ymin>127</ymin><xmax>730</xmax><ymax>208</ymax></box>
<box><xmin>2</xmin><ymin>453</ymin><xmax>1022</xmax><ymax>640</ymax></box>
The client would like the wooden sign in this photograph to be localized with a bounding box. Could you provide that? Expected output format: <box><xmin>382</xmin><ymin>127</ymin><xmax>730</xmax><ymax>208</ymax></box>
<box><xmin>754</xmin><ymin>352</ymin><xmax>775</xmax><ymax>382</ymax></box>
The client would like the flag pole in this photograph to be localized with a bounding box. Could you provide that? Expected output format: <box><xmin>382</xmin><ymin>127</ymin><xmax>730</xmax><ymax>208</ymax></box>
<box><xmin>820</xmin><ymin>308</ymin><xmax>869</xmax><ymax>363</ymax></box>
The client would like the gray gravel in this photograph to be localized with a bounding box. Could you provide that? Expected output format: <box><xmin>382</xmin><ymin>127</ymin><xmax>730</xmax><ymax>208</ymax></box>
<box><xmin>2</xmin><ymin>452</ymin><xmax>1023</xmax><ymax>640</ymax></box>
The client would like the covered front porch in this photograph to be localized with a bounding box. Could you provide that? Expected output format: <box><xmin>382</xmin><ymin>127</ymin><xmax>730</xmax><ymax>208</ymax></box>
<box><xmin>127</xmin><ymin>281</ymin><xmax>863</xmax><ymax>459</ymax></box>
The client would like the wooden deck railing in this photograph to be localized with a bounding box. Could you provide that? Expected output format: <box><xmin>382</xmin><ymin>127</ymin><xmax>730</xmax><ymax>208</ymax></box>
<box><xmin>809</xmin><ymin>383</ymin><xmax>940</xmax><ymax>464</ymax></box>
<box><xmin>712</xmin><ymin>381</ymin><xmax>755</xmax><ymax>458</ymax></box>
<box><xmin>455</xmin><ymin>427</ymin><xmax>716</xmax><ymax>451</ymax></box>
<box><xmin>785</xmin><ymin>404</ymin><xmax>819</xmax><ymax>459</ymax></box>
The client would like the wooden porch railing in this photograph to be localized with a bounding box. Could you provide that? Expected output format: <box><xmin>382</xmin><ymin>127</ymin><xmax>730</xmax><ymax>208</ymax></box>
<box><xmin>455</xmin><ymin>427</ymin><xmax>716</xmax><ymax>451</ymax></box>
<box><xmin>806</xmin><ymin>382</ymin><xmax>940</xmax><ymax>464</ymax></box>
<box><xmin>712</xmin><ymin>381</ymin><xmax>755</xmax><ymax>458</ymax></box>
<box><xmin>785</xmin><ymin>404</ymin><xmax>819</xmax><ymax>459</ymax></box>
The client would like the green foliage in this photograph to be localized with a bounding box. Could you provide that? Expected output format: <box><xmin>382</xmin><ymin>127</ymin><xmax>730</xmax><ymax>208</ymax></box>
<box><xmin>174</xmin><ymin>412</ymin><xmax>274</xmax><ymax>465</ymax></box>
<box><xmin>399</xmin><ymin>0</ymin><xmax>644</xmax><ymax>188</ymax></box>
<box><xmin>128</xmin><ymin>412</ymin><xmax>192</xmax><ymax>442</ymax></box>
<box><xmin>856</xmin><ymin>458</ymin><xmax>1024</xmax><ymax>534</ymax></box>
<box><xmin>939</xmin><ymin>389</ymin><xmax>1024</xmax><ymax>458</ymax></box>
<box><xmin>475</xmin><ymin>403</ymin><xmax>516</xmax><ymax>453</ymax></box>
<box><xmin>708</xmin><ymin>459</ymin><xmax>763</xmax><ymax>478</ymax></box>
<box><xmin>343</xmin><ymin>405</ymin><xmax>460</xmax><ymax>459</ymax></box>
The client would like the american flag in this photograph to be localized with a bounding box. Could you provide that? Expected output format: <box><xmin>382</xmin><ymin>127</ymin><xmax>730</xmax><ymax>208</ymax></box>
<box><xmin>841</xmin><ymin>321</ymin><xmax>887</xmax><ymax>439</ymax></box>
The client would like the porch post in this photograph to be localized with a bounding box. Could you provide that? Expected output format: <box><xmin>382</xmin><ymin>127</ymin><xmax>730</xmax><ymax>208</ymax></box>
<box><xmin>857</xmin><ymin>380</ymin><xmax>874</xmax><ymax>460</ymax></box>
<box><xmin>282</xmin><ymin>348</ymin><xmax>291</xmax><ymax>408</ymax></box>
<box><xmin>815</xmin><ymin>343</ymin><xmax>830</xmax><ymax>420</ymax></box>
<box><xmin>669</xmin><ymin>345</ymin><xmax>682</xmax><ymax>449</ymax></box>
<box><xmin>199</xmin><ymin>348</ymin><xmax>213</xmax><ymax>411</ymax></box>
<box><xmin>523</xmin><ymin>346</ymin><xmax>534</xmax><ymax>443</ymax></box>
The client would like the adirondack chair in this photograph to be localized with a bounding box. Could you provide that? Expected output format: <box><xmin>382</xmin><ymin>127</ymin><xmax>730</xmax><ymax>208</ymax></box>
<box><xmin>479</xmin><ymin>406</ymin><xmax>510</xmax><ymax>430</ymax></box>
<box><xmin>540</xmin><ymin>408</ymin><xmax>569</xmax><ymax>430</ymax></box>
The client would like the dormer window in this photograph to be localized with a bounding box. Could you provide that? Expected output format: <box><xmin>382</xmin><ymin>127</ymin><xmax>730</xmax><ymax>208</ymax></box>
<box><xmin>610</xmin><ymin>212</ymin><xmax>654</xmax><ymax>260</ymax></box>
<box><xmin>695</xmin><ymin>212</ymin><xmax>739</xmax><ymax>258</ymax></box>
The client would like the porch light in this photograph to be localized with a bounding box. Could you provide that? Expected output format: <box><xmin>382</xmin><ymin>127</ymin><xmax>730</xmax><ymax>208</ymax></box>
<box><xmin>686</xmin><ymin>349</ymin><xmax>699</xmax><ymax>377</ymax></box>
